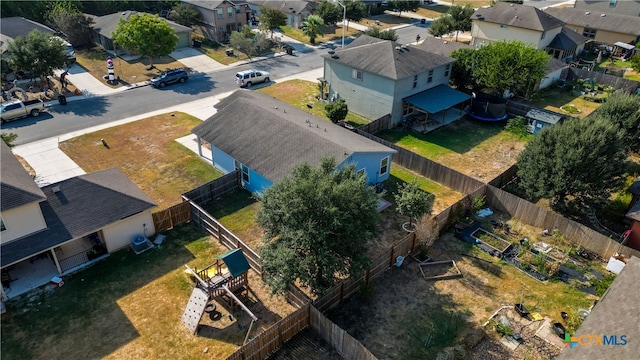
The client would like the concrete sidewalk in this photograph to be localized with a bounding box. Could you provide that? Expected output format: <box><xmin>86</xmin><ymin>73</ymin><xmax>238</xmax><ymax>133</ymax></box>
<box><xmin>12</xmin><ymin>67</ymin><xmax>325</xmax><ymax>187</ymax></box>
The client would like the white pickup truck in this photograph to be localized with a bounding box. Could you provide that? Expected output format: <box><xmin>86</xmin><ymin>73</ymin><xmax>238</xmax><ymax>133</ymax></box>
<box><xmin>1</xmin><ymin>99</ymin><xmax>46</xmax><ymax>123</ymax></box>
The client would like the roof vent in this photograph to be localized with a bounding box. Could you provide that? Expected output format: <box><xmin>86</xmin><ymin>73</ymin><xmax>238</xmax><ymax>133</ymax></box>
<box><xmin>510</xmin><ymin>3</ymin><xmax>514</xmax><ymax>6</ymax></box>
<box><xmin>328</xmin><ymin>50</ymin><xmax>335</xmax><ymax>55</ymax></box>
<box><xmin>600</xmin><ymin>13</ymin><xmax>606</xmax><ymax>17</ymax></box>
<box><xmin>585</xmin><ymin>11</ymin><xmax>590</xmax><ymax>15</ymax></box>
<box><xmin>395</xmin><ymin>46</ymin><xmax>402</xmax><ymax>51</ymax></box>
<box><xmin>515</xmin><ymin>15</ymin><xmax>518</xmax><ymax>19</ymax></box>
<box><xmin>401</xmin><ymin>44</ymin><xmax>408</xmax><ymax>49</ymax></box>
<box><xmin>52</xmin><ymin>186</ymin><xmax>60</xmax><ymax>193</ymax></box>
<box><xmin>444</xmin><ymin>41</ymin><xmax>448</xmax><ymax>44</ymax></box>
<box><xmin>122</xmin><ymin>12</ymin><xmax>127</xmax><ymax>15</ymax></box>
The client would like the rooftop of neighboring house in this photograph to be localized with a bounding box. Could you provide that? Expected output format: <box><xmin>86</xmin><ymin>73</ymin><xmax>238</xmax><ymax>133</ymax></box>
<box><xmin>417</xmin><ymin>37</ymin><xmax>474</xmax><ymax>57</ymax></box>
<box><xmin>0</xmin><ymin>17</ymin><xmax>56</xmax><ymax>53</ymax></box>
<box><xmin>87</xmin><ymin>10</ymin><xmax>192</xmax><ymax>38</ymax></box>
<box><xmin>472</xmin><ymin>2</ymin><xmax>565</xmax><ymax>32</ymax></box>
<box><xmin>323</xmin><ymin>35</ymin><xmax>455</xmax><ymax>81</ymax></box>
<box><xmin>544</xmin><ymin>7</ymin><xmax>640</xmax><ymax>36</ymax></box>
<box><xmin>0</xmin><ymin>142</ymin><xmax>46</xmax><ymax>212</ymax></box>
<box><xmin>573</xmin><ymin>0</ymin><xmax>640</xmax><ymax>17</ymax></box>
<box><xmin>193</xmin><ymin>90</ymin><xmax>396</xmax><ymax>184</ymax></box>
<box><xmin>246</xmin><ymin>0</ymin><xmax>316</xmax><ymax>15</ymax></box>
<box><xmin>556</xmin><ymin>256</ymin><xmax>640</xmax><ymax>359</ymax></box>
<box><xmin>0</xmin><ymin>167</ymin><xmax>157</xmax><ymax>266</ymax></box>
<box><xmin>547</xmin><ymin>26</ymin><xmax>590</xmax><ymax>50</ymax></box>
<box><xmin>182</xmin><ymin>0</ymin><xmax>245</xmax><ymax>11</ymax></box>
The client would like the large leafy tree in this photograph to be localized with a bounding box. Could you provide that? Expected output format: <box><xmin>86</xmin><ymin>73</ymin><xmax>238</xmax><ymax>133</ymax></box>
<box><xmin>450</xmin><ymin>41</ymin><xmax>548</xmax><ymax>98</ymax></box>
<box><xmin>428</xmin><ymin>15</ymin><xmax>454</xmax><ymax>38</ymax></box>
<box><xmin>315</xmin><ymin>0</ymin><xmax>341</xmax><ymax>25</ymax></box>
<box><xmin>257</xmin><ymin>157</ymin><xmax>380</xmax><ymax>296</ymax></box>
<box><xmin>7</xmin><ymin>30</ymin><xmax>68</xmax><ymax>85</ymax></box>
<box><xmin>593</xmin><ymin>92</ymin><xmax>640</xmax><ymax>152</ymax></box>
<box><xmin>170</xmin><ymin>3</ymin><xmax>202</xmax><ymax>27</ymax></box>
<box><xmin>301</xmin><ymin>15</ymin><xmax>325</xmax><ymax>44</ymax></box>
<box><xmin>363</xmin><ymin>26</ymin><xmax>398</xmax><ymax>41</ymax></box>
<box><xmin>388</xmin><ymin>1</ymin><xmax>420</xmax><ymax>17</ymax></box>
<box><xmin>258</xmin><ymin>8</ymin><xmax>287</xmax><ymax>39</ymax></box>
<box><xmin>394</xmin><ymin>179</ymin><xmax>434</xmax><ymax>228</ymax></box>
<box><xmin>516</xmin><ymin>117</ymin><xmax>626</xmax><ymax>211</ymax></box>
<box><xmin>113</xmin><ymin>13</ymin><xmax>178</xmax><ymax>68</ymax></box>
<box><xmin>230</xmin><ymin>24</ymin><xmax>268</xmax><ymax>60</ymax></box>
<box><xmin>47</xmin><ymin>4</ymin><xmax>95</xmax><ymax>48</ymax></box>
<box><xmin>449</xmin><ymin>48</ymin><xmax>476</xmax><ymax>90</ymax></box>
<box><xmin>344</xmin><ymin>0</ymin><xmax>366</xmax><ymax>30</ymax></box>
<box><xmin>448</xmin><ymin>4</ymin><xmax>474</xmax><ymax>42</ymax></box>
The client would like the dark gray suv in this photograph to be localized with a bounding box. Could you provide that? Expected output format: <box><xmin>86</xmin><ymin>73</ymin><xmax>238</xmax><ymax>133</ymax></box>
<box><xmin>150</xmin><ymin>68</ymin><xmax>189</xmax><ymax>88</ymax></box>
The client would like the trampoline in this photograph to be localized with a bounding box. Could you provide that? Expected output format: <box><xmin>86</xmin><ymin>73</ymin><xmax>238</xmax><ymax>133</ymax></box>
<box><xmin>467</xmin><ymin>91</ymin><xmax>508</xmax><ymax>122</ymax></box>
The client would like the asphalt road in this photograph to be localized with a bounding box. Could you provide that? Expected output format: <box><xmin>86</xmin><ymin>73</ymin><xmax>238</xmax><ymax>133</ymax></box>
<box><xmin>2</xmin><ymin>25</ymin><xmax>424</xmax><ymax>145</ymax></box>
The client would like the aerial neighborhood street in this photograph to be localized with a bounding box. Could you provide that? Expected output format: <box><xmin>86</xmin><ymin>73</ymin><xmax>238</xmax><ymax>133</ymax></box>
<box><xmin>1</xmin><ymin>0</ymin><xmax>640</xmax><ymax>359</ymax></box>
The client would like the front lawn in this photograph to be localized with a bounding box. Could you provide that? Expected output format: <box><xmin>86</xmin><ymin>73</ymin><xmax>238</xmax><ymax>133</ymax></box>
<box><xmin>257</xmin><ymin>79</ymin><xmax>370</xmax><ymax>127</ymax></box>
<box><xmin>76</xmin><ymin>47</ymin><xmax>185</xmax><ymax>88</ymax></box>
<box><xmin>355</xmin><ymin>13</ymin><xmax>417</xmax><ymax>29</ymax></box>
<box><xmin>378</xmin><ymin>118</ymin><xmax>529</xmax><ymax>182</ymax></box>
<box><xmin>279</xmin><ymin>25</ymin><xmax>361</xmax><ymax>45</ymax></box>
<box><xmin>59</xmin><ymin>112</ymin><xmax>222</xmax><ymax>209</ymax></box>
<box><xmin>196</xmin><ymin>40</ymin><xmax>278</xmax><ymax>65</ymax></box>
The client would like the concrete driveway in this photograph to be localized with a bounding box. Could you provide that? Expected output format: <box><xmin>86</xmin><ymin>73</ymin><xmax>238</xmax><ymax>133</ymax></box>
<box><xmin>170</xmin><ymin>47</ymin><xmax>227</xmax><ymax>73</ymax></box>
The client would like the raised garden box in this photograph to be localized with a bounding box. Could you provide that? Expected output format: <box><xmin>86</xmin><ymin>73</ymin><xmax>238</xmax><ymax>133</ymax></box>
<box><xmin>471</xmin><ymin>228</ymin><xmax>511</xmax><ymax>254</ymax></box>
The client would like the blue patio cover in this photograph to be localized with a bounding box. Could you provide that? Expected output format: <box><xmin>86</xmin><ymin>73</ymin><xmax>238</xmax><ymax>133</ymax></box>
<box><xmin>404</xmin><ymin>85</ymin><xmax>471</xmax><ymax>114</ymax></box>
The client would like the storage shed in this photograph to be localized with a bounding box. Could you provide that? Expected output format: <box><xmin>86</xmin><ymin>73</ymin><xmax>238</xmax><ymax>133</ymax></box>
<box><xmin>525</xmin><ymin>109</ymin><xmax>564</xmax><ymax>134</ymax></box>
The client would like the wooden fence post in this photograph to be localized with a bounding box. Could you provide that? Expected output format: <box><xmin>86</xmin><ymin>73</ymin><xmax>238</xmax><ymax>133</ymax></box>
<box><xmin>340</xmin><ymin>282</ymin><xmax>344</xmax><ymax>304</ymax></box>
<box><xmin>389</xmin><ymin>246</ymin><xmax>395</xmax><ymax>268</ymax></box>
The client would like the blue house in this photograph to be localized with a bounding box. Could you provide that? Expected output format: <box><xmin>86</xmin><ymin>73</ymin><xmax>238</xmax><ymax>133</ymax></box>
<box><xmin>191</xmin><ymin>90</ymin><xmax>397</xmax><ymax>194</ymax></box>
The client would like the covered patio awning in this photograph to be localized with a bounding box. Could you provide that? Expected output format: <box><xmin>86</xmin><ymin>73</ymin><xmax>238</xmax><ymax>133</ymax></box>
<box><xmin>404</xmin><ymin>85</ymin><xmax>471</xmax><ymax>114</ymax></box>
<box><xmin>614</xmin><ymin>42</ymin><xmax>635</xmax><ymax>51</ymax></box>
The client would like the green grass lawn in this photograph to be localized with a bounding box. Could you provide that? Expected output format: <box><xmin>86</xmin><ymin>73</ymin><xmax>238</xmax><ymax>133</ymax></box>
<box><xmin>280</xmin><ymin>25</ymin><xmax>361</xmax><ymax>45</ymax></box>
<box><xmin>205</xmin><ymin>190</ymin><xmax>259</xmax><ymax>235</ymax></box>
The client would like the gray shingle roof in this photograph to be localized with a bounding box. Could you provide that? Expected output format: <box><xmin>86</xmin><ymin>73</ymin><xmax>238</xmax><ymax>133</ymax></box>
<box><xmin>247</xmin><ymin>0</ymin><xmax>315</xmax><ymax>15</ymax></box>
<box><xmin>182</xmin><ymin>0</ymin><xmax>236</xmax><ymax>11</ymax></box>
<box><xmin>556</xmin><ymin>256</ymin><xmax>640</xmax><ymax>359</ymax></box>
<box><xmin>628</xmin><ymin>200</ymin><xmax>640</xmax><ymax>221</ymax></box>
<box><xmin>1</xmin><ymin>141</ymin><xmax>46</xmax><ymax>212</ymax></box>
<box><xmin>417</xmin><ymin>37</ymin><xmax>474</xmax><ymax>57</ymax></box>
<box><xmin>89</xmin><ymin>11</ymin><xmax>191</xmax><ymax>39</ymax></box>
<box><xmin>0</xmin><ymin>168</ymin><xmax>157</xmax><ymax>266</ymax></box>
<box><xmin>322</xmin><ymin>35</ymin><xmax>454</xmax><ymax>81</ymax></box>
<box><xmin>0</xmin><ymin>17</ymin><xmax>55</xmax><ymax>40</ymax></box>
<box><xmin>194</xmin><ymin>90</ymin><xmax>395</xmax><ymax>183</ymax></box>
<box><xmin>547</xmin><ymin>26</ymin><xmax>589</xmax><ymax>50</ymax></box>
<box><xmin>544</xmin><ymin>7</ymin><xmax>640</xmax><ymax>36</ymax></box>
<box><xmin>472</xmin><ymin>2</ymin><xmax>565</xmax><ymax>32</ymax></box>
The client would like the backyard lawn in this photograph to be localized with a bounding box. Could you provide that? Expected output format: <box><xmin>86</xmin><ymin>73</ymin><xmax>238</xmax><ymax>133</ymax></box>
<box><xmin>0</xmin><ymin>224</ymin><xmax>296</xmax><ymax>360</ymax></box>
<box><xmin>530</xmin><ymin>86</ymin><xmax>603</xmax><ymax>119</ymax></box>
<box><xmin>257</xmin><ymin>79</ymin><xmax>371</xmax><ymax>127</ymax></box>
<box><xmin>76</xmin><ymin>47</ymin><xmax>186</xmax><ymax>88</ymax></box>
<box><xmin>59</xmin><ymin>112</ymin><xmax>222</xmax><ymax>210</ymax></box>
<box><xmin>328</xmin><ymin>225</ymin><xmax>599</xmax><ymax>359</ymax></box>
<box><xmin>378</xmin><ymin>118</ymin><xmax>530</xmax><ymax>182</ymax></box>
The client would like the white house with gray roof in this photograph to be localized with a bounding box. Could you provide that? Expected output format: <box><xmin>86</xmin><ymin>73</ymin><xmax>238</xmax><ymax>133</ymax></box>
<box><xmin>191</xmin><ymin>90</ymin><xmax>396</xmax><ymax>194</ymax></box>
<box><xmin>1</xmin><ymin>142</ymin><xmax>157</xmax><ymax>300</ymax></box>
<box><xmin>322</xmin><ymin>35</ymin><xmax>470</xmax><ymax>129</ymax></box>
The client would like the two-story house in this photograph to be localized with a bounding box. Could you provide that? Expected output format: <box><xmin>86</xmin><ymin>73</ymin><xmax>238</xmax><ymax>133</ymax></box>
<box><xmin>192</xmin><ymin>90</ymin><xmax>397</xmax><ymax>194</ymax></box>
<box><xmin>246</xmin><ymin>0</ymin><xmax>316</xmax><ymax>29</ymax></box>
<box><xmin>471</xmin><ymin>2</ymin><xmax>589</xmax><ymax>62</ymax></box>
<box><xmin>182</xmin><ymin>0</ymin><xmax>251</xmax><ymax>43</ymax></box>
<box><xmin>322</xmin><ymin>35</ymin><xmax>470</xmax><ymax>129</ymax></box>
<box><xmin>573</xmin><ymin>0</ymin><xmax>640</xmax><ymax>17</ymax></box>
<box><xmin>1</xmin><ymin>142</ymin><xmax>157</xmax><ymax>300</ymax></box>
<box><xmin>544</xmin><ymin>7</ymin><xmax>640</xmax><ymax>50</ymax></box>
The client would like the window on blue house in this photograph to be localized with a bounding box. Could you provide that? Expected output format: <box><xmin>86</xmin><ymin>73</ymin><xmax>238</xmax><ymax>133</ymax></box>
<box><xmin>444</xmin><ymin>64</ymin><xmax>450</xmax><ymax>77</ymax></box>
<box><xmin>0</xmin><ymin>216</ymin><xmax>6</xmax><ymax>231</ymax></box>
<box><xmin>241</xmin><ymin>165</ymin><xmax>250</xmax><ymax>183</ymax></box>
<box><xmin>379</xmin><ymin>157</ymin><xmax>389</xmax><ymax>176</ymax></box>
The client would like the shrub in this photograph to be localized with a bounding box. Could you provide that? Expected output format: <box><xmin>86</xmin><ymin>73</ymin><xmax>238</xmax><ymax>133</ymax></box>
<box><xmin>494</xmin><ymin>321</ymin><xmax>514</xmax><ymax>336</ymax></box>
<box><xmin>471</xmin><ymin>194</ymin><xmax>486</xmax><ymax>213</ymax></box>
<box><xmin>505</xmin><ymin>115</ymin><xmax>528</xmax><ymax>138</ymax></box>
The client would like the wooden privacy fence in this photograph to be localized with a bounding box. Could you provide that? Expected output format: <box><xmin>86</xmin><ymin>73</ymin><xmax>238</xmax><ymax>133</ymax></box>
<box><xmin>187</xmin><ymin>199</ymin><xmax>263</xmax><ymax>274</ymax></box>
<box><xmin>152</xmin><ymin>201</ymin><xmax>192</xmax><ymax>233</ymax></box>
<box><xmin>357</xmin><ymin>114</ymin><xmax>391</xmax><ymax>135</ymax></box>
<box><xmin>314</xmin><ymin>232</ymin><xmax>417</xmax><ymax>313</ymax></box>
<box><xmin>485</xmin><ymin>185</ymin><xmax>640</xmax><ymax>259</ymax></box>
<box><xmin>562</xmin><ymin>67</ymin><xmax>640</xmax><ymax>94</ymax></box>
<box><xmin>226</xmin><ymin>304</ymin><xmax>311</xmax><ymax>360</ymax></box>
<box><xmin>356</xmin><ymin>130</ymin><xmax>485</xmax><ymax>195</ymax></box>
<box><xmin>182</xmin><ymin>170</ymin><xmax>241</xmax><ymax>206</ymax></box>
<box><xmin>310</xmin><ymin>306</ymin><xmax>378</xmax><ymax>360</ymax></box>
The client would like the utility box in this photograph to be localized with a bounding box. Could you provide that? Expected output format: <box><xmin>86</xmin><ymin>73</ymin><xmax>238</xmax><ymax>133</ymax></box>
<box><xmin>50</xmin><ymin>276</ymin><xmax>64</xmax><ymax>287</ymax></box>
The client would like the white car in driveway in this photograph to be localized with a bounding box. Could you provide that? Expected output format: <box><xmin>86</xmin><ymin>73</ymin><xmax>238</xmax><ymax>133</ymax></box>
<box><xmin>235</xmin><ymin>69</ymin><xmax>270</xmax><ymax>87</ymax></box>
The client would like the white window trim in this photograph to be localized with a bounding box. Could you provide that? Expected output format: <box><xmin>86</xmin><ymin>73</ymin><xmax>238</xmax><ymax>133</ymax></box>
<box><xmin>351</xmin><ymin>69</ymin><xmax>363</xmax><ymax>80</ymax></box>
<box><xmin>379</xmin><ymin>156</ymin><xmax>390</xmax><ymax>176</ymax></box>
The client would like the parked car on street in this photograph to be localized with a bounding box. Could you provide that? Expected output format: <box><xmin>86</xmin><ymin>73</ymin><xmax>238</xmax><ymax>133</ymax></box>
<box><xmin>235</xmin><ymin>69</ymin><xmax>270</xmax><ymax>87</ymax></box>
<box><xmin>150</xmin><ymin>68</ymin><xmax>189</xmax><ymax>88</ymax></box>
<box><xmin>1</xmin><ymin>98</ymin><xmax>46</xmax><ymax>123</ymax></box>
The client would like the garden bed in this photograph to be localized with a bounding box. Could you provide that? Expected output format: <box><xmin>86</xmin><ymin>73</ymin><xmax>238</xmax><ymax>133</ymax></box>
<box><xmin>471</xmin><ymin>228</ymin><xmax>511</xmax><ymax>254</ymax></box>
